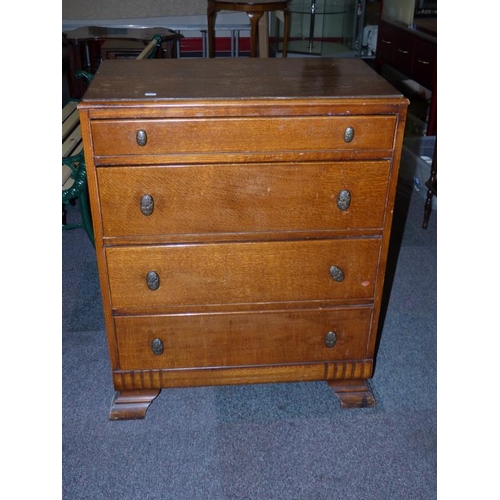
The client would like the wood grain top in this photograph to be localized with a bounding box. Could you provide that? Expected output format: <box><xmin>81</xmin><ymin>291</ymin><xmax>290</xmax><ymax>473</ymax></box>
<box><xmin>81</xmin><ymin>58</ymin><xmax>403</xmax><ymax>102</ymax></box>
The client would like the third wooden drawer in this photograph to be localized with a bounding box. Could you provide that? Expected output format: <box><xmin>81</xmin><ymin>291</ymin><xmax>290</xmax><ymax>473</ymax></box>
<box><xmin>106</xmin><ymin>238</ymin><xmax>381</xmax><ymax>310</ymax></box>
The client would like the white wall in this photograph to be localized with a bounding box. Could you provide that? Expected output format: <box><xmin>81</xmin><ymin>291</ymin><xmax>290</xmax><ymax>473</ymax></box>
<box><xmin>62</xmin><ymin>0</ymin><xmax>250</xmax><ymax>37</ymax></box>
<box><xmin>63</xmin><ymin>0</ymin><xmax>209</xmax><ymax>20</ymax></box>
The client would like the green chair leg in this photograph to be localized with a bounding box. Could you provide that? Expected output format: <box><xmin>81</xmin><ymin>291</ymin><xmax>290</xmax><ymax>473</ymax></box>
<box><xmin>62</xmin><ymin>151</ymin><xmax>94</xmax><ymax>247</ymax></box>
<box><xmin>79</xmin><ymin>185</ymin><xmax>95</xmax><ymax>247</ymax></box>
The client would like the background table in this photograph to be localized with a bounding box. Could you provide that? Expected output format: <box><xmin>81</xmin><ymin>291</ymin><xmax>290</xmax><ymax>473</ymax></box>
<box><xmin>64</xmin><ymin>26</ymin><xmax>178</xmax><ymax>99</ymax></box>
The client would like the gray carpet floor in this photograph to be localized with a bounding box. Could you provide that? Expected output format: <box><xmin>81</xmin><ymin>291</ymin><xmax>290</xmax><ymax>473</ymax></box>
<box><xmin>62</xmin><ymin>169</ymin><xmax>436</xmax><ymax>499</ymax></box>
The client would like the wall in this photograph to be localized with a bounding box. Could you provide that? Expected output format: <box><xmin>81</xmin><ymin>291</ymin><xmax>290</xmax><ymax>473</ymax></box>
<box><xmin>62</xmin><ymin>0</ymin><xmax>248</xmax><ymax>37</ymax></box>
<box><xmin>62</xmin><ymin>0</ymin><xmax>209</xmax><ymax>20</ymax></box>
<box><xmin>62</xmin><ymin>0</ymin><xmax>254</xmax><ymax>59</ymax></box>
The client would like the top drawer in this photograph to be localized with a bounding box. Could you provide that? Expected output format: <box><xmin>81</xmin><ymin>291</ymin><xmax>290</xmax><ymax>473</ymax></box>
<box><xmin>90</xmin><ymin>115</ymin><xmax>397</xmax><ymax>157</ymax></box>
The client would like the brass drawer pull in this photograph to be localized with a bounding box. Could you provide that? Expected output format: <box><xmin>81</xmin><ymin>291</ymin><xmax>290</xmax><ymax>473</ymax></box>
<box><xmin>381</xmin><ymin>39</ymin><xmax>391</xmax><ymax>45</ymax></box>
<box><xmin>397</xmin><ymin>48</ymin><xmax>409</xmax><ymax>55</ymax></box>
<box><xmin>337</xmin><ymin>189</ymin><xmax>351</xmax><ymax>211</ymax></box>
<box><xmin>146</xmin><ymin>271</ymin><xmax>160</xmax><ymax>291</ymax></box>
<box><xmin>325</xmin><ymin>331</ymin><xmax>337</xmax><ymax>348</ymax></box>
<box><xmin>344</xmin><ymin>127</ymin><xmax>354</xmax><ymax>143</ymax></box>
<box><xmin>151</xmin><ymin>338</ymin><xmax>164</xmax><ymax>355</ymax></box>
<box><xmin>417</xmin><ymin>58</ymin><xmax>431</xmax><ymax>65</ymax></box>
<box><xmin>140</xmin><ymin>194</ymin><xmax>154</xmax><ymax>216</ymax></box>
<box><xmin>136</xmin><ymin>129</ymin><xmax>148</xmax><ymax>146</ymax></box>
<box><xmin>329</xmin><ymin>266</ymin><xmax>345</xmax><ymax>282</ymax></box>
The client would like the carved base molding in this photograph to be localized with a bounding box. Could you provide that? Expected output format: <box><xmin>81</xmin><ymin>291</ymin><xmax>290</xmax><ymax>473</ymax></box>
<box><xmin>109</xmin><ymin>360</ymin><xmax>375</xmax><ymax>418</ymax></box>
<box><xmin>112</xmin><ymin>360</ymin><xmax>374</xmax><ymax>391</ymax></box>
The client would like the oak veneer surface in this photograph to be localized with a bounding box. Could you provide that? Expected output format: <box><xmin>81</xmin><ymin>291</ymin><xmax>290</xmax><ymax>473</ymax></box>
<box><xmin>79</xmin><ymin>58</ymin><xmax>408</xmax><ymax>419</ymax></box>
<box><xmin>114</xmin><ymin>306</ymin><xmax>373</xmax><ymax>369</ymax></box>
<box><xmin>97</xmin><ymin>161</ymin><xmax>391</xmax><ymax>237</ymax></box>
<box><xmin>90</xmin><ymin>116</ymin><xmax>396</xmax><ymax>155</ymax></box>
<box><xmin>106</xmin><ymin>238</ymin><xmax>381</xmax><ymax>309</ymax></box>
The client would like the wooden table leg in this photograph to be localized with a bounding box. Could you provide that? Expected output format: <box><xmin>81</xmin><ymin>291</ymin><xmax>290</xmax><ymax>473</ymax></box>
<box><xmin>68</xmin><ymin>40</ymin><xmax>85</xmax><ymax>99</ymax></box>
<box><xmin>258</xmin><ymin>14</ymin><xmax>269</xmax><ymax>58</ymax></box>
<box><xmin>247</xmin><ymin>12</ymin><xmax>264</xmax><ymax>57</ymax></box>
<box><xmin>282</xmin><ymin>7</ymin><xmax>290</xmax><ymax>57</ymax></box>
<box><xmin>272</xmin><ymin>9</ymin><xmax>290</xmax><ymax>57</ymax></box>
<box><xmin>207</xmin><ymin>5</ymin><xmax>218</xmax><ymax>58</ymax></box>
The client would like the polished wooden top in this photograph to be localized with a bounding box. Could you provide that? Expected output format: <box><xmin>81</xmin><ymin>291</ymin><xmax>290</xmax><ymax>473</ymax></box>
<box><xmin>81</xmin><ymin>58</ymin><xmax>403</xmax><ymax>102</ymax></box>
<box><xmin>413</xmin><ymin>17</ymin><xmax>437</xmax><ymax>38</ymax></box>
<box><xmin>381</xmin><ymin>16</ymin><xmax>436</xmax><ymax>42</ymax></box>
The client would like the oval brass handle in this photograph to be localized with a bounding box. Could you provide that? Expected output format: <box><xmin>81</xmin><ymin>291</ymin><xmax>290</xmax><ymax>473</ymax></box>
<box><xmin>417</xmin><ymin>58</ymin><xmax>431</xmax><ymax>65</ymax></box>
<box><xmin>146</xmin><ymin>271</ymin><xmax>160</xmax><ymax>291</ymax></box>
<box><xmin>325</xmin><ymin>331</ymin><xmax>337</xmax><ymax>348</ymax></box>
<box><xmin>397</xmin><ymin>48</ymin><xmax>409</xmax><ymax>54</ymax></box>
<box><xmin>151</xmin><ymin>338</ymin><xmax>164</xmax><ymax>355</ymax></box>
<box><xmin>337</xmin><ymin>189</ymin><xmax>351</xmax><ymax>211</ymax></box>
<box><xmin>140</xmin><ymin>194</ymin><xmax>154</xmax><ymax>216</ymax></box>
<box><xmin>381</xmin><ymin>39</ymin><xmax>391</xmax><ymax>45</ymax></box>
<box><xmin>344</xmin><ymin>127</ymin><xmax>354</xmax><ymax>143</ymax></box>
<box><xmin>329</xmin><ymin>266</ymin><xmax>345</xmax><ymax>282</ymax></box>
<box><xmin>136</xmin><ymin>129</ymin><xmax>148</xmax><ymax>146</ymax></box>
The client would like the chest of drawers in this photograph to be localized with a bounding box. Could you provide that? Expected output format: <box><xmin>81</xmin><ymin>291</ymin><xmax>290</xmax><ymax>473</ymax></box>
<box><xmin>78</xmin><ymin>58</ymin><xmax>408</xmax><ymax>420</ymax></box>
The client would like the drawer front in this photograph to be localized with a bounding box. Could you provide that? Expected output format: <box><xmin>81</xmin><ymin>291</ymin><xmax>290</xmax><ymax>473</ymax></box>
<box><xmin>90</xmin><ymin>116</ymin><xmax>396</xmax><ymax>156</ymax></box>
<box><xmin>392</xmin><ymin>31</ymin><xmax>414</xmax><ymax>76</ymax></box>
<box><xmin>412</xmin><ymin>40</ymin><xmax>436</xmax><ymax>90</ymax></box>
<box><xmin>106</xmin><ymin>238</ymin><xmax>380</xmax><ymax>309</ymax></box>
<box><xmin>114</xmin><ymin>307</ymin><xmax>373</xmax><ymax>369</ymax></box>
<box><xmin>98</xmin><ymin>161</ymin><xmax>391</xmax><ymax>237</ymax></box>
<box><xmin>378</xmin><ymin>21</ymin><xmax>414</xmax><ymax>76</ymax></box>
<box><xmin>377</xmin><ymin>21</ymin><xmax>397</xmax><ymax>63</ymax></box>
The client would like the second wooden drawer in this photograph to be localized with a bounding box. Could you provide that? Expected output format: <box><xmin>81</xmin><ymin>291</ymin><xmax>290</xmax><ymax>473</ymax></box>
<box><xmin>98</xmin><ymin>161</ymin><xmax>391</xmax><ymax>237</ymax></box>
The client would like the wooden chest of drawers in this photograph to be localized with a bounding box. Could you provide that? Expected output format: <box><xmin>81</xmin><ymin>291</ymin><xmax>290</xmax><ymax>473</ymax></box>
<box><xmin>78</xmin><ymin>58</ymin><xmax>408</xmax><ymax>420</ymax></box>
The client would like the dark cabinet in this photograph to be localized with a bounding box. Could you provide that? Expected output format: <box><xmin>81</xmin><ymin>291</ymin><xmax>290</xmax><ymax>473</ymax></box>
<box><xmin>376</xmin><ymin>18</ymin><xmax>436</xmax><ymax>135</ymax></box>
<box><xmin>377</xmin><ymin>19</ymin><xmax>436</xmax><ymax>87</ymax></box>
<box><xmin>412</xmin><ymin>38</ymin><xmax>436</xmax><ymax>90</ymax></box>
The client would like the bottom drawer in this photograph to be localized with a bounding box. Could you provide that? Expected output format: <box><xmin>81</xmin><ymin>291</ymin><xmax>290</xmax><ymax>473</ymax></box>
<box><xmin>114</xmin><ymin>307</ymin><xmax>373</xmax><ymax>370</ymax></box>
